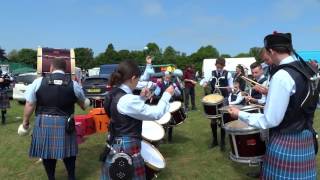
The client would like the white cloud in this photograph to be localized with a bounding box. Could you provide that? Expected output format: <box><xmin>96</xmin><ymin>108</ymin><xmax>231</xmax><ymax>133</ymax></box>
<box><xmin>141</xmin><ymin>0</ymin><xmax>165</xmax><ymax>17</ymax></box>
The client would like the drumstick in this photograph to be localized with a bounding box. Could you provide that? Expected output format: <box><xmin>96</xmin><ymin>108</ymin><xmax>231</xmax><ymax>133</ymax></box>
<box><xmin>248</xmin><ymin>102</ymin><xmax>264</xmax><ymax>109</ymax></box>
<box><xmin>240</xmin><ymin>76</ymin><xmax>265</xmax><ymax>88</ymax></box>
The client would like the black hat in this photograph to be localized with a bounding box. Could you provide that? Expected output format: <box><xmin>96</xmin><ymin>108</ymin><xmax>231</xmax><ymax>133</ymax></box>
<box><xmin>264</xmin><ymin>31</ymin><xmax>293</xmax><ymax>50</ymax></box>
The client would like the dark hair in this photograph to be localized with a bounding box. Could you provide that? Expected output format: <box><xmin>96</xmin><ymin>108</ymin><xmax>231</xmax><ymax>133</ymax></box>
<box><xmin>250</xmin><ymin>62</ymin><xmax>262</xmax><ymax>70</ymax></box>
<box><xmin>215</xmin><ymin>57</ymin><xmax>226</xmax><ymax>66</ymax></box>
<box><xmin>266</xmin><ymin>47</ymin><xmax>291</xmax><ymax>54</ymax></box>
<box><xmin>51</xmin><ymin>58</ymin><xmax>66</xmax><ymax>71</ymax></box>
<box><xmin>236</xmin><ymin>64</ymin><xmax>245</xmax><ymax>75</ymax></box>
<box><xmin>109</xmin><ymin>60</ymin><xmax>141</xmax><ymax>86</ymax></box>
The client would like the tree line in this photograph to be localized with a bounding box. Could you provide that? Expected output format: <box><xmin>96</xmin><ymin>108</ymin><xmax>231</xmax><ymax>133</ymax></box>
<box><xmin>0</xmin><ymin>43</ymin><xmax>262</xmax><ymax>72</ymax></box>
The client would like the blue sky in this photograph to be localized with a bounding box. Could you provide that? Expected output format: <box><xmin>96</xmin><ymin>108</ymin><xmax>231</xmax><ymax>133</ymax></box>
<box><xmin>1</xmin><ymin>0</ymin><xmax>319</xmax><ymax>56</ymax></box>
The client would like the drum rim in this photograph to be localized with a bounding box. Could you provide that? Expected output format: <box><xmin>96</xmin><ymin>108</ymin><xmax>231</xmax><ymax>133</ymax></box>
<box><xmin>169</xmin><ymin>101</ymin><xmax>182</xmax><ymax>112</ymax></box>
<box><xmin>229</xmin><ymin>152</ymin><xmax>264</xmax><ymax>164</ymax></box>
<box><xmin>202</xmin><ymin>94</ymin><xmax>224</xmax><ymax>104</ymax></box>
<box><xmin>223</xmin><ymin>120</ymin><xmax>258</xmax><ymax>132</ymax></box>
<box><xmin>141</xmin><ymin>140</ymin><xmax>166</xmax><ymax>170</ymax></box>
<box><xmin>201</xmin><ymin>100</ymin><xmax>223</xmax><ymax>105</ymax></box>
<box><xmin>155</xmin><ymin>112</ymin><xmax>172</xmax><ymax>125</ymax></box>
<box><xmin>142</xmin><ymin>121</ymin><xmax>165</xmax><ymax>141</ymax></box>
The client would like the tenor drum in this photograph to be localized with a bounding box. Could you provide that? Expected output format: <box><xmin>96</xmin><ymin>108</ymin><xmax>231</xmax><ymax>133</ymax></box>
<box><xmin>224</xmin><ymin>120</ymin><xmax>266</xmax><ymax>165</ymax></box>
<box><xmin>169</xmin><ymin>101</ymin><xmax>186</xmax><ymax>126</ymax></box>
<box><xmin>141</xmin><ymin>140</ymin><xmax>166</xmax><ymax>180</ymax></box>
<box><xmin>142</xmin><ymin>121</ymin><xmax>165</xmax><ymax>143</ymax></box>
<box><xmin>155</xmin><ymin>112</ymin><xmax>171</xmax><ymax>125</ymax></box>
<box><xmin>202</xmin><ymin>94</ymin><xmax>224</xmax><ymax>118</ymax></box>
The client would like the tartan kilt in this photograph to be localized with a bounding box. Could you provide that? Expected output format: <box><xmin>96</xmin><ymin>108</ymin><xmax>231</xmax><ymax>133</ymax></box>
<box><xmin>261</xmin><ymin>129</ymin><xmax>317</xmax><ymax>180</ymax></box>
<box><xmin>29</xmin><ymin>115</ymin><xmax>78</xmax><ymax>159</ymax></box>
<box><xmin>0</xmin><ymin>90</ymin><xmax>10</xmax><ymax>109</ymax></box>
<box><xmin>101</xmin><ymin>137</ymin><xmax>145</xmax><ymax>180</ymax></box>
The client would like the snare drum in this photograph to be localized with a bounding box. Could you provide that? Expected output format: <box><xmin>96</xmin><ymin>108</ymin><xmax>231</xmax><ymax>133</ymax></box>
<box><xmin>141</xmin><ymin>140</ymin><xmax>166</xmax><ymax>180</ymax></box>
<box><xmin>142</xmin><ymin>121</ymin><xmax>165</xmax><ymax>144</ymax></box>
<box><xmin>169</xmin><ymin>101</ymin><xmax>186</xmax><ymax>126</ymax></box>
<box><xmin>202</xmin><ymin>94</ymin><xmax>224</xmax><ymax>118</ymax></box>
<box><xmin>155</xmin><ymin>112</ymin><xmax>171</xmax><ymax>125</ymax></box>
<box><xmin>224</xmin><ymin>120</ymin><xmax>266</xmax><ymax>165</ymax></box>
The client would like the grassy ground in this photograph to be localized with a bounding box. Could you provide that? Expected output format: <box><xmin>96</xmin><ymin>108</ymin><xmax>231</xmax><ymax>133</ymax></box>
<box><xmin>0</xmin><ymin>85</ymin><xmax>319</xmax><ymax>180</ymax></box>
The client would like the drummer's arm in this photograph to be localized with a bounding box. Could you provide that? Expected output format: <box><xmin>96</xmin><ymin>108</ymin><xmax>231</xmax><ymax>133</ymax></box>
<box><xmin>117</xmin><ymin>92</ymin><xmax>172</xmax><ymax>121</ymax></box>
<box><xmin>237</xmin><ymin>71</ymin><xmax>294</xmax><ymax>129</ymax></box>
<box><xmin>73</xmin><ymin>81</ymin><xmax>87</xmax><ymax>110</ymax></box>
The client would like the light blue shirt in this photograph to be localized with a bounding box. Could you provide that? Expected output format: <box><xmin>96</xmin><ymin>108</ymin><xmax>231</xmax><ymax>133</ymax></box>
<box><xmin>139</xmin><ymin>64</ymin><xmax>155</xmax><ymax>81</ymax></box>
<box><xmin>239</xmin><ymin>56</ymin><xmax>296</xmax><ymax>129</ymax></box>
<box><xmin>24</xmin><ymin>70</ymin><xmax>86</xmax><ymax>104</ymax></box>
<box><xmin>117</xmin><ymin>84</ymin><xmax>172</xmax><ymax>121</ymax></box>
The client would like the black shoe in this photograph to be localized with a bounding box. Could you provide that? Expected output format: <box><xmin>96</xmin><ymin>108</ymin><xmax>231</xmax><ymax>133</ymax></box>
<box><xmin>191</xmin><ymin>107</ymin><xmax>197</xmax><ymax>111</ymax></box>
<box><xmin>209</xmin><ymin>141</ymin><xmax>218</xmax><ymax>149</ymax></box>
<box><xmin>1</xmin><ymin>117</ymin><xmax>5</xmax><ymax>125</ymax></box>
<box><xmin>246</xmin><ymin>172</ymin><xmax>260</xmax><ymax>179</ymax></box>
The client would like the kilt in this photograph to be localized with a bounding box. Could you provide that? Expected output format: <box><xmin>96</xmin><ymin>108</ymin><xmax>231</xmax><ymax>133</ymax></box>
<box><xmin>101</xmin><ymin>137</ymin><xmax>145</xmax><ymax>180</ymax></box>
<box><xmin>0</xmin><ymin>90</ymin><xmax>10</xmax><ymax>109</ymax></box>
<box><xmin>261</xmin><ymin>129</ymin><xmax>317</xmax><ymax>180</ymax></box>
<box><xmin>29</xmin><ymin>114</ymin><xmax>78</xmax><ymax>159</ymax></box>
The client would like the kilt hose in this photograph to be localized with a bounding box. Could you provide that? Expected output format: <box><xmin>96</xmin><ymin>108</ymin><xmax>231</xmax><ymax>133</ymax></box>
<box><xmin>261</xmin><ymin>129</ymin><xmax>317</xmax><ymax>180</ymax></box>
<box><xmin>29</xmin><ymin>114</ymin><xmax>78</xmax><ymax>159</ymax></box>
<box><xmin>101</xmin><ymin>137</ymin><xmax>145</xmax><ymax>180</ymax></box>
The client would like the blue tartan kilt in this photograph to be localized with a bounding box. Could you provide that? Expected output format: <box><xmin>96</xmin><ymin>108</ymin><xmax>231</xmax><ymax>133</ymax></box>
<box><xmin>0</xmin><ymin>90</ymin><xmax>10</xmax><ymax>109</ymax></box>
<box><xmin>29</xmin><ymin>115</ymin><xmax>78</xmax><ymax>159</ymax></box>
<box><xmin>262</xmin><ymin>129</ymin><xmax>317</xmax><ymax>180</ymax></box>
<box><xmin>101</xmin><ymin>137</ymin><xmax>145</xmax><ymax>180</ymax></box>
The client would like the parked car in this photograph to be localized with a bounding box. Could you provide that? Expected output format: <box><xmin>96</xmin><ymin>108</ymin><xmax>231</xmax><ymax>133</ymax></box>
<box><xmin>13</xmin><ymin>72</ymin><xmax>37</xmax><ymax>103</ymax></box>
<box><xmin>82</xmin><ymin>75</ymin><xmax>110</xmax><ymax>99</ymax></box>
<box><xmin>99</xmin><ymin>64</ymin><xmax>118</xmax><ymax>77</ymax></box>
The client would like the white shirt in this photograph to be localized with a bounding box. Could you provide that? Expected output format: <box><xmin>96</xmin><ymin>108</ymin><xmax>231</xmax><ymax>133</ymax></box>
<box><xmin>239</xmin><ymin>56</ymin><xmax>296</xmax><ymax>129</ymax></box>
<box><xmin>154</xmin><ymin>81</ymin><xmax>181</xmax><ymax>96</ymax></box>
<box><xmin>139</xmin><ymin>64</ymin><xmax>154</xmax><ymax>81</ymax></box>
<box><xmin>117</xmin><ymin>84</ymin><xmax>172</xmax><ymax>121</ymax></box>
<box><xmin>228</xmin><ymin>91</ymin><xmax>245</xmax><ymax>105</ymax></box>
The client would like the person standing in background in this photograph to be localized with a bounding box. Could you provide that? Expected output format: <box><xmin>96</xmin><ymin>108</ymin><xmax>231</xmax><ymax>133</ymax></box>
<box><xmin>183</xmin><ymin>65</ymin><xmax>197</xmax><ymax>111</ymax></box>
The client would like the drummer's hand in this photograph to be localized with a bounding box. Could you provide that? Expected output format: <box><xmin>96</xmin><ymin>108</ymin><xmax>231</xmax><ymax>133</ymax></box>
<box><xmin>140</xmin><ymin>87</ymin><xmax>152</xmax><ymax>98</ymax></box>
<box><xmin>244</xmin><ymin>96</ymin><xmax>251</xmax><ymax>102</ymax></box>
<box><xmin>191</xmin><ymin>80</ymin><xmax>197</xmax><ymax>85</ymax></box>
<box><xmin>165</xmin><ymin>85</ymin><xmax>174</xmax><ymax>96</ymax></box>
<box><xmin>253</xmin><ymin>85</ymin><xmax>268</xmax><ymax>95</ymax></box>
<box><xmin>228</xmin><ymin>106</ymin><xmax>240</xmax><ymax>119</ymax></box>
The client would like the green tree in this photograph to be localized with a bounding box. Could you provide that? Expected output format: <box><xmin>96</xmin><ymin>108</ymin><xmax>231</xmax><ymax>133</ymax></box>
<box><xmin>189</xmin><ymin>45</ymin><xmax>220</xmax><ymax>72</ymax></box>
<box><xmin>0</xmin><ymin>47</ymin><xmax>7</xmax><ymax>60</ymax></box>
<box><xmin>74</xmin><ymin>48</ymin><xmax>94</xmax><ymax>69</ymax></box>
<box><xmin>105</xmin><ymin>43</ymin><xmax>119</xmax><ymax>63</ymax></box>
<box><xmin>234</xmin><ymin>53</ymin><xmax>250</xmax><ymax>58</ymax></box>
<box><xmin>7</xmin><ymin>49</ymin><xmax>19</xmax><ymax>61</ymax></box>
<box><xmin>16</xmin><ymin>49</ymin><xmax>37</xmax><ymax>67</ymax></box>
<box><xmin>162</xmin><ymin>46</ymin><xmax>178</xmax><ymax>64</ymax></box>
<box><xmin>249</xmin><ymin>47</ymin><xmax>263</xmax><ymax>63</ymax></box>
<box><xmin>220</xmin><ymin>54</ymin><xmax>231</xmax><ymax>58</ymax></box>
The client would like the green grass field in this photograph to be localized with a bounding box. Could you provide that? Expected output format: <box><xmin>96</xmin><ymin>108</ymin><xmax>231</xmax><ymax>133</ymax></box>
<box><xmin>0</xmin><ymin>85</ymin><xmax>319</xmax><ymax>180</ymax></box>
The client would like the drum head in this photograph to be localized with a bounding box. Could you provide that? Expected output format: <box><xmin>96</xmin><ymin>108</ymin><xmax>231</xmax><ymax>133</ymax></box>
<box><xmin>142</xmin><ymin>121</ymin><xmax>165</xmax><ymax>141</ymax></box>
<box><xmin>141</xmin><ymin>140</ymin><xmax>165</xmax><ymax>170</ymax></box>
<box><xmin>224</xmin><ymin>120</ymin><xmax>256</xmax><ymax>132</ymax></box>
<box><xmin>202</xmin><ymin>94</ymin><xmax>224</xmax><ymax>105</ymax></box>
<box><xmin>155</xmin><ymin>112</ymin><xmax>171</xmax><ymax>125</ymax></box>
<box><xmin>219</xmin><ymin>105</ymin><xmax>243</xmax><ymax>113</ymax></box>
<box><xmin>169</xmin><ymin>101</ymin><xmax>181</xmax><ymax>113</ymax></box>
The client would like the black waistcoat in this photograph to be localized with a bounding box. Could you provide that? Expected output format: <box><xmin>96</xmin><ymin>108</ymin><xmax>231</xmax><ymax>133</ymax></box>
<box><xmin>104</xmin><ymin>88</ymin><xmax>142</xmax><ymax>139</ymax></box>
<box><xmin>251</xmin><ymin>77</ymin><xmax>267</xmax><ymax>100</ymax></box>
<box><xmin>270</xmin><ymin>61</ymin><xmax>316</xmax><ymax>134</ymax></box>
<box><xmin>211</xmin><ymin>70</ymin><xmax>229</xmax><ymax>97</ymax></box>
<box><xmin>36</xmin><ymin>73</ymin><xmax>77</xmax><ymax>116</ymax></box>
